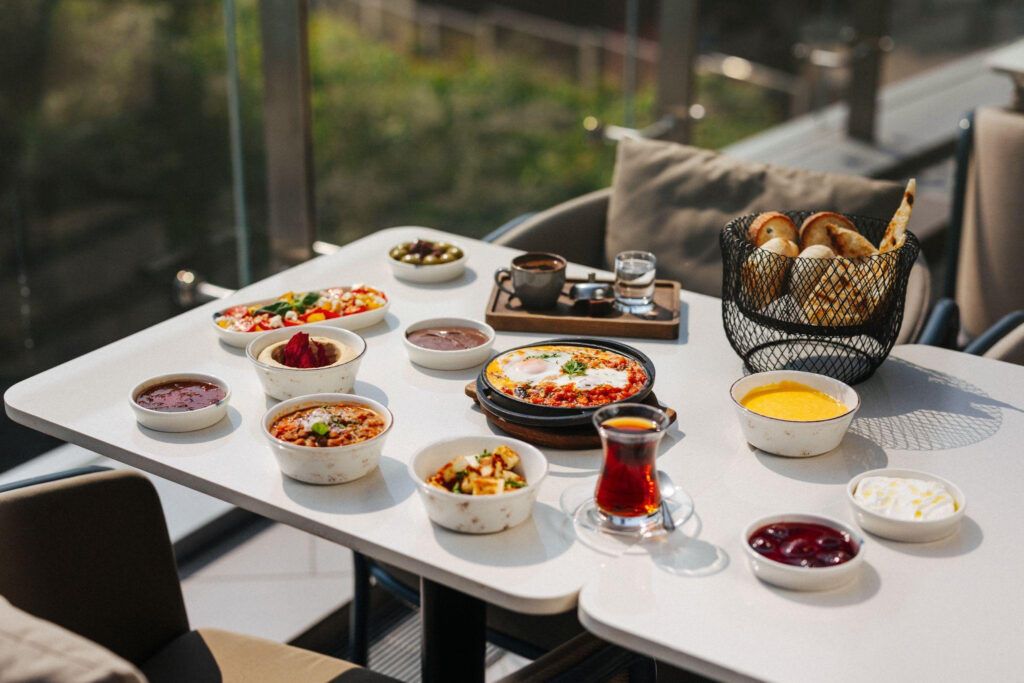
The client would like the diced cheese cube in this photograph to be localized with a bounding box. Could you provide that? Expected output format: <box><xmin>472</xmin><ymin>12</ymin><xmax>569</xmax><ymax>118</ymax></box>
<box><xmin>472</xmin><ymin>477</ymin><xmax>504</xmax><ymax>496</ymax></box>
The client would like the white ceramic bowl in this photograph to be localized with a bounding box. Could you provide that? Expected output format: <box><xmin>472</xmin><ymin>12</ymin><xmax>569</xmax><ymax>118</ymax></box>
<box><xmin>211</xmin><ymin>287</ymin><xmax>390</xmax><ymax>348</ymax></box>
<box><xmin>262</xmin><ymin>393</ymin><xmax>393</xmax><ymax>485</ymax></box>
<box><xmin>846</xmin><ymin>468</ymin><xmax>966</xmax><ymax>542</ymax></box>
<box><xmin>729</xmin><ymin>370</ymin><xmax>860</xmax><ymax>457</ymax></box>
<box><xmin>246</xmin><ymin>325</ymin><xmax>367</xmax><ymax>400</ymax></box>
<box><xmin>743</xmin><ymin>513</ymin><xmax>866</xmax><ymax>591</ymax></box>
<box><xmin>387</xmin><ymin>238</ymin><xmax>467</xmax><ymax>283</ymax></box>
<box><xmin>402</xmin><ymin>318</ymin><xmax>495</xmax><ymax>371</ymax></box>
<box><xmin>130</xmin><ymin>373</ymin><xmax>230</xmax><ymax>432</ymax></box>
<box><xmin>409</xmin><ymin>435</ymin><xmax>548</xmax><ymax>534</ymax></box>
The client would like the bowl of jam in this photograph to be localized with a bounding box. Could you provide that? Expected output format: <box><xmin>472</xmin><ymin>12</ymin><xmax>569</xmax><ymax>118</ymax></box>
<box><xmin>743</xmin><ymin>513</ymin><xmax>865</xmax><ymax>591</ymax></box>
<box><xmin>403</xmin><ymin>317</ymin><xmax>495</xmax><ymax>370</ymax></box>
<box><xmin>130</xmin><ymin>372</ymin><xmax>230</xmax><ymax>432</ymax></box>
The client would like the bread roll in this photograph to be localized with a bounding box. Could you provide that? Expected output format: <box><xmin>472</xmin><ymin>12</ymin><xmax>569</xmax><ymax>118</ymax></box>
<box><xmin>748</xmin><ymin>212</ymin><xmax>798</xmax><ymax>247</ymax></box>
<box><xmin>742</xmin><ymin>237</ymin><xmax>798</xmax><ymax>308</ymax></box>
<box><xmin>802</xmin><ymin>261</ymin><xmax>873</xmax><ymax>326</ymax></box>
<box><xmin>826</xmin><ymin>224</ymin><xmax>878</xmax><ymax>259</ymax></box>
<box><xmin>789</xmin><ymin>244</ymin><xmax>836</xmax><ymax>304</ymax></box>
<box><xmin>799</xmin><ymin>212</ymin><xmax>856</xmax><ymax>250</ymax></box>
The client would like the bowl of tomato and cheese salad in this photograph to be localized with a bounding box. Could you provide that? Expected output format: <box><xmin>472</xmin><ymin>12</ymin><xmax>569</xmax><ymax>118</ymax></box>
<box><xmin>410</xmin><ymin>435</ymin><xmax>548</xmax><ymax>534</ymax></box>
<box><xmin>481</xmin><ymin>338</ymin><xmax>654</xmax><ymax>413</ymax></box>
<box><xmin>262</xmin><ymin>394</ymin><xmax>393</xmax><ymax>484</ymax></box>
<box><xmin>213</xmin><ymin>285</ymin><xmax>389</xmax><ymax>348</ymax></box>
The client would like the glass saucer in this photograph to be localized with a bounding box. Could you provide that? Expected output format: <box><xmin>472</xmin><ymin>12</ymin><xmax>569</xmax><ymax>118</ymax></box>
<box><xmin>559</xmin><ymin>478</ymin><xmax>695</xmax><ymax>556</ymax></box>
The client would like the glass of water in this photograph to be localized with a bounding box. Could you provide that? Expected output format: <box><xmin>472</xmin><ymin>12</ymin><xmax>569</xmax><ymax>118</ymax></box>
<box><xmin>614</xmin><ymin>251</ymin><xmax>657</xmax><ymax>312</ymax></box>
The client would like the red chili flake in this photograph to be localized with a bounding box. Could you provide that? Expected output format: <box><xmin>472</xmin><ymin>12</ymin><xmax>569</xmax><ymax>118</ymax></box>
<box><xmin>282</xmin><ymin>332</ymin><xmax>332</xmax><ymax>368</ymax></box>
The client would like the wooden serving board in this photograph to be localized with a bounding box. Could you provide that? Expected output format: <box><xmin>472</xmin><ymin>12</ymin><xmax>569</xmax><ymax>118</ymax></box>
<box><xmin>485</xmin><ymin>278</ymin><xmax>681</xmax><ymax>340</ymax></box>
<box><xmin>465</xmin><ymin>383</ymin><xmax>677</xmax><ymax>450</ymax></box>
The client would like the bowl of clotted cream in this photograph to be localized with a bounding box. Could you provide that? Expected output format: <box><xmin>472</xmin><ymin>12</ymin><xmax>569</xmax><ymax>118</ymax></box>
<box><xmin>847</xmin><ymin>468</ymin><xmax>966</xmax><ymax>542</ymax></box>
<box><xmin>729</xmin><ymin>370</ymin><xmax>859</xmax><ymax>457</ymax></box>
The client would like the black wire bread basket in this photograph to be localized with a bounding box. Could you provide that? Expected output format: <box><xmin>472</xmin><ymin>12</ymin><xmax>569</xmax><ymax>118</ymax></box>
<box><xmin>720</xmin><ymin>211</ymin><xmax>920</xmax><ymax>384</ymax></box>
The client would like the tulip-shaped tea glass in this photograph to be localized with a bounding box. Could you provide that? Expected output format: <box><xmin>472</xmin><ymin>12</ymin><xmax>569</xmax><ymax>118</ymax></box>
<box><xmin>592</xmin><ymin>403</ymin><xmax>670</xmax><ymax>533</ymax></box>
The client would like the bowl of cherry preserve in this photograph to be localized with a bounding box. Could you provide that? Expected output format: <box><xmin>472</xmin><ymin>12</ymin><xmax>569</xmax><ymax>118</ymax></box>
<box><xmin>743</xmin><ymin>513</ymin><xmax>865</xmax><ymax>591</ymax></box>
<box><xmin>130</xmin><ymin>372</ymin><xmax>230</xmax><ymax>432</ymax></box>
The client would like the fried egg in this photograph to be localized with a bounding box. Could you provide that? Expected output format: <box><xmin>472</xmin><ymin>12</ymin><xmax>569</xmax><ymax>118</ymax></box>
<box><xmin>500</xmin><ymin>352</ymin><xmax>571</xmax><ymax>383</ymax></box>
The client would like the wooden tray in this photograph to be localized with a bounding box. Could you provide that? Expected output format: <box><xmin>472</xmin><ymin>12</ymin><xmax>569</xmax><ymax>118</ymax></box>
<box><xmin>465</xmin><ymin>383</ymin><xmax>677</xmax><ymax>450</ymax></box>
<box><xmin>485</xmin><ymin>278</ymin><xmax>681</xmax><ymax>340</ymax></box>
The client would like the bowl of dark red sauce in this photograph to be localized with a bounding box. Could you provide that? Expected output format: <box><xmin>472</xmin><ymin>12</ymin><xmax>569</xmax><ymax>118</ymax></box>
<box><xmin>130</xmin><ymin>372</ymin><xmax>230</xmax><ymax>432</ymax></box>
<box><xmin>403</xmin><ymin>317</ymin><xmax>495</xmax><ymax>370</ymax></box>
<box><xmin>743</xmin><ymin>513</ymin><xmax>865</xmax><ymax>591</ymax></box>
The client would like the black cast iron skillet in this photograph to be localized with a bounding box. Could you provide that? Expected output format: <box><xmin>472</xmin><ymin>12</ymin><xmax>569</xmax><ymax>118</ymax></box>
<box><xmin>479</xmin><ymin>337</ymin><xmax>656</xmax><ymax>415</ymax></box>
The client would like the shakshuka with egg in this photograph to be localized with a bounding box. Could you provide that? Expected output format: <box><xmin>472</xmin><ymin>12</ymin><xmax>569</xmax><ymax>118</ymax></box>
<box><xmin>485</xmin><ymin>345</ymin><xmax>647</xmax><ymax>408</ymax></box>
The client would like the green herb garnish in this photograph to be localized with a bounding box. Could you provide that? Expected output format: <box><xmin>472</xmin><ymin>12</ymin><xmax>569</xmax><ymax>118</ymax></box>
<box><xmin>310</xmin><ymin>422</ymin><xmax>330</xmax><ymax>436</ymax></box>
<box><xmin>291</xmin><ymin>291</ymin><xmax>321</xmax><ymax>314</ymax></box>
<box><xmin>453</xmin><ymin>481</ymin><xmax>462</xmax><ymax>493</ymax></box>
<box><xmin>256</xmin><ymin>300</ymin><xmax>294</xmax><ymax>317</ymax></box>
<box><xmin>507</xmin><ymin>481</ymin><xmax>526</xmax><ymax>489</ymax></box>
<box><xmin>561</xmin><ymin>359</ymin><xmax>587</xmax><ymax>379</ymax></box>
<box><xmin>527</xmin><ymin>353</ymin><xmax>559</xmax><ymax>360</ymax></box>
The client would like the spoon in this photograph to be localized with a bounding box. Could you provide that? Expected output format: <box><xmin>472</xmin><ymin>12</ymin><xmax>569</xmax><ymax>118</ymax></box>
<box><xmin>658</xmin><ymin>470</ymin><xmax>676</xmax><ymax>531</ymax></box>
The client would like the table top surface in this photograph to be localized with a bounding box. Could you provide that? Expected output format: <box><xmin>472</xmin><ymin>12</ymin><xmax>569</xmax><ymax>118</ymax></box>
<box><xmin>7</xmin><ymin>227</ymin><xmax>1024</xmax><ymax>679</ymax></box>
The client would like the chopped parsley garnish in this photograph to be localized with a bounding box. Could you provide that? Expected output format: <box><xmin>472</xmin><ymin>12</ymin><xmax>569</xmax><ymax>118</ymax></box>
<box><xmin>561</xmin><ymin>359</ymin><xmax>587</xmax><ymax>379</ymax></box>
<box><xmin>527</xmin><ymin>353</ymin><xmax>559</xmax><ymax>360</ymax></box>
<box><xmin>310</xmin><ymin>422</ymin><xmax>330</xmax><ymax>436</ymax></box>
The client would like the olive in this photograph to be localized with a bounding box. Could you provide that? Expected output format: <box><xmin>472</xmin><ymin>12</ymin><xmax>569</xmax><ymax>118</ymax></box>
<box><xmin>437</xmin><ymin>252</ymin><xmax>455</xmax><ymax>263</ymax></box>
<box><xmin>446</xmin><ymin>247</ymin><xmax>463</xmax><ymax>259</ymax></box>
<box><xmin>434</xmin><ymin>241</ymin><xmax>451</xmax><ymax>251</ymax></box>
<box><xmin>400</xmin><ymin>241</ymin><xmax>415</xmax><ymax>250</ymax></box>
<box><xmin>422</xmin><ymin>254</ymin><xmax>441</xmax><ymax>265</ymax></box>
<box><xmin>401</xmin><ymin>253</ymin><xmax>422</xmax><ymax>265</ymax></box>
<box><xmin>389</xmin><ymin>246</ymin><xmax>408</xmax><ymax>260</ymax></box>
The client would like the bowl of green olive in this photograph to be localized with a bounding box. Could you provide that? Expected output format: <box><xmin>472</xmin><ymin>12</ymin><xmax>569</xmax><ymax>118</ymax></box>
<box><xmin>388</xmin><ymin>238</ymin><xmax>468</xmax><ymax>283</ymax></box>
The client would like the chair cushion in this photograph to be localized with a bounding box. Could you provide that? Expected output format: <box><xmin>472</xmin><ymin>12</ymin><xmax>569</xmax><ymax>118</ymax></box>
<box><xmin>605</xmin><ymin>138</ymin><xmax>905</xmax><ymax>297</ymax></box>
<box><xmin>0</xmin><ymin>595</ymin><xmax>146</xmax><ymax>683</ymax></box>
<box><xmin>956</xmin><ymin>107</ymin><xmax>1024</xmax><ymax>337</ymax></box>
<box><xmin>984</xmin><ymin>321</ymin><xmax>1024</xmax><ymax>366</ymax></box>
<box><xmin>141</xmin><ymin>628</ymin><xmax>394</xmax><ymax>683</ymax></box>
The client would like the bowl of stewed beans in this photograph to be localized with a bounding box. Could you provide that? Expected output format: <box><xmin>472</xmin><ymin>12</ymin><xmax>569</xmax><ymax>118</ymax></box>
<box><xmin>388</xmin><ymin>235</ymin><xmax>467</xmax><ymax>283</ymax></box>
<box><xmin>261</xmin><ymin>393</ymin><xmax>393</xmax><ymax>484</ymax></box>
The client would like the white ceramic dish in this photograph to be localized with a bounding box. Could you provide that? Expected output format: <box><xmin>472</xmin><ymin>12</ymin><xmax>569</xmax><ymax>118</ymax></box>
<box><xmin>729</xmin><ymin>370</ymin><xmax>860</xmax><ymax>457</ymax></box>
<box><xmin>387</xmin><ymin>238</ymin><xmax>467</xmax><ymax>283</ymax></box>
<box><xmin>847</xmin><ymin>468</ymin><xmax>966</xmax><ymax>542</ymax></box>
<box><xmin>261</xmin><ymin>393</ymin><xmax>393</xmax><ymax>485</ymax></box>
<box><xmin>409</xmin><ymin>435</ymin><xmax>548</xmax><ymax>534</ymax></box>
<box><xmin>402</xmin><ymin>318</ymin><xmax>495</xmax><ymax>370</ymax></box>
<box><xmin>130</xmin><ymin>373</ymin><xmax>230</xmax><ymax>432</ymax></box>
<box><xmin>211</xmin><ymin>286</ymin><xmax>390</xmax><ymax>348</ymax></box>
<box><xmin>743</xmin><ymin>513</ymin><xmax>866</xmax><ymax>591</ymax></box>
<box><xmin>246</xmin><ymin>325</ymin><xmax>367</xmax><ymax>400</ymax></box>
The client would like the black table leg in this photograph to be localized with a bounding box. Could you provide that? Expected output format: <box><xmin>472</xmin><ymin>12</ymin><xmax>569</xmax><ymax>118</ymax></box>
<box><xmin>420</xmin><ymin>577</ymin><xmax>485</xmax><ymax>683</ymax></box>
<box><xmin>349</xmin><ymin>551</ymin><xmax>371</xmax><ymax>665</ymax></box>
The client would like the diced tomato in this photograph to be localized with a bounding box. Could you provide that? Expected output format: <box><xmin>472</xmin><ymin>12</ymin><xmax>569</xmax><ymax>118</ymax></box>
<box><xmin>223</xmin><ymin>305</ymin><xmax>249</xmax><ymax>318</ymax></box>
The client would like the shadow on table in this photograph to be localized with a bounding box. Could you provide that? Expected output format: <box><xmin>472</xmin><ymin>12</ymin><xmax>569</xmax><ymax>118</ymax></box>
<box><xmin>872</xmin><ymin>516</ymin><xmax>982</xmax><ymax>558</ymax></box>
<box><xmin>260</xmin><ymin>380</ymin><xmax>389</xmax><ymax>410</ymax></box>
<box><xmin>281</xmin><ymin>455</ymin><xmax>415</xmax><ymax>513</ymax></box>
<box><xmin>647</xmin><ymin>512</ymin><xmax>730</xmax><ymax>578</ymax></box>
<box><xmin>136</xmin><ymin>406</ymin><xmax>243</xmax><ymax>444</ymax></box>
<box><xmin>753</xmin><ymin>431</ymin><xmax>888</xmax><ymax>484</ymax></box>
<box><xmin>770</xmin><ymin>563</ymin><xmax>881</xmax><ymax>607</ymax></box>
<box><xmin>432</xmin><ymin>502</ymin><xmax>575</xmax><ymax>567</ymax></box>
<box><xmin>357</xmin><ymin>313</ymin><xmax>402</xmax><ymax>339</ymax></box>
<box><xmin>851</xmin><ymin>358</ymin><xmax>1021</xmax><ymax>451</ymax></box>
<box><xmin>400</xmin><ymin>267</ymin><xmax>478</xmax><ymax>290</ymax></box>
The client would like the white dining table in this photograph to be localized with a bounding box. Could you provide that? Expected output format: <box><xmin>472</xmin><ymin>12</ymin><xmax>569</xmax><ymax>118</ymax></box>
<box><xmin>6</xmin><ymin>227</ymin><xmax>1023</xmax><ymax>682</ymax></box>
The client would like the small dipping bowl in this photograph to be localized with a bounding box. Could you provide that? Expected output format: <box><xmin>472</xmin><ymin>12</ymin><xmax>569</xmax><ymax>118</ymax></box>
<box><xmin>261</xmin><ymin>393</ymin><xmax>393</xmax><ymax>485</ymax></box>
<box><xmin>743</xmin><ymin>513</ymin><xmax>866</xmax><ymax>591</ymax></box>
<box><xmin>246</xmin><ymin>325</ymin><xmax>367</xmax><ymax>401</ymax></box>
<box><xmin>410</xmin><ymin>435</ymin><xmax>548</xmax><ymax>534</ymax></box>
<box><xmin>130</xmin><ymin>372</ymin><xmax>230</xmax><ymax>433</ymax></box>
<box><xmin>388</xmin><ymin>235</ymin><xmax>467</xmax><ymax>283</ymax></box>
<box><xmin>402</xmin><ymin>317</ymin><xmax>495</xmax><ymax>371</ymax></box>
<box><xmin>847</xmin><ymin>468</ymin><xmax>966</xmax><ymax>542</ymax></box>
<box><xmin>729</xmin><ymin>370</ymin><xmax>860</xmax><ymax>457</ymax></box>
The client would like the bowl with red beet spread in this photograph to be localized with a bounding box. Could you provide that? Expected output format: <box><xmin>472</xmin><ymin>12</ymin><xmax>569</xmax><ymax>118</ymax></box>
<box><xmin>246</xmin><ymin>325</ymin><xmax>367</xmax><ymax>400</ymax></box>
<box><xmin>130</xmin><ymin>372</ymin><xmax>230</xmax><ymax>432</ymax></box>
<box><xmin>742</xmin><ymin>513</ymin><xmax>865</xmax><ymax>591</ymax></box>
<box><xmin>402</xmin><ymin>317</ymin><xmax>495</xmax><ymax>370</ymax></box>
